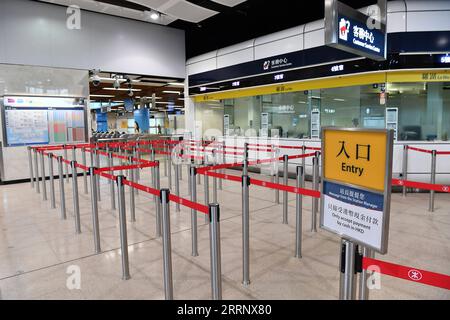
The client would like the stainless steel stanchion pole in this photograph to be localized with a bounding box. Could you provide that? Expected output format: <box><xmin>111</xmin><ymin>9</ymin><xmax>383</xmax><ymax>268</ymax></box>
<box><xmin>71</xmin><ymin>147</ymin><xmax>77</xmax><ymax>187</ymax></box>
<box><xmin>71</xmin><ymin>161</ymin><xmax>81</xmax><ymax>234</ymax></box>
<box><xmin>57</xmin><ymin>156</ymin><xmax>66</xmax><ymax>220</ymax></box>
<box><xmin>212</xmin><ymin>150</ymin><xmax>218</xmax><ymax>204</ymax></box>
<box><xmin>429</xmin><ymin>150</ymin><xmax>436</xmax><ymax>212</ymax></box>
<box><xmin>95</xmin><ymin>150</ymin><xmax>101</xmax><ymax>201</ymax></box>
<box><xmin>164</xmin><ymin>142</ymin><xmax>168</xmax><ymax>177</ymax></box>
<box><xmin>311</xmin><ymin>153</ymin><xmax>319</xmax><ymax>232</ymax></box>
<box><xmin>358</xmin><ymin>246</ymin><xmax>374</xmax><ymax>300</ymax></box>
<box><xmin>154</xmin><ymin>161</ymin><xmax>162</xmax><ymax>237</ymax></box>
<box><xmin>64</xmin><ymin>146</ymin><xmax>69</xmax><ymax>183</ymax></box>
<box><xmin>219</xmin><ymin>141</ymin><xmax>225</xmax><ymax>190</ymax></box>
<box><xmin>190</xmin><ymin>166</ymin><xmax>199</xmax><ymax>256</ymax></box>
<box><xmin>302</xmin><ymin>146</ymin><xmax>306</xmax><ymax>186</ymax></box>
<box><xmin>109</xmin><ymin>152</ymin><xmax>116</xmax><ymax>211</ymax></box>
<box><xmin>82</xmin><ymin>148</ymin><xmax>88</xmax><ymax>194</ymax></box>
<box><xmin>106</xmin><ymin>145</ymin><xmax>111</xmax><ymax>185</ymax></box>
<box><xmin>34</xmin><ymin>148</ymin><xmax>40</xmax><ymax>193</ymax></box>
<box><xmin>48</xmin><ymin>153</ymin><xmax>56</xmax><ymax>209</ymax></box>
<box><xmin>339</xmin><ymin>239</ymin><xmax>357</xmax><ymax>300</ymax></box>
<box><xmin>136</xmin><ymin>148</ymin><xmax>141</xmax><ymax>182</ymax></box>
<box><xmin>295</xmin><ymin>166</ymin><xmax>304</xmax><ymax>258</ymax></box>
<box><xmin>188</xmin><ymin>162</ymin><xmax>192</xmax><ymax>196</ymax></box>
<box><xmin>168</xmin><ymin>145</ymin><xmax>172</xmax><ymax>189</ymax></box>
<box><xmin>160</xmin><ymin>189</ymin><xmax>174</xmax><ymax>300</ymax></box>
<box><xmin>402</xmin><ymin>145</ymin><xmax>408</xmax><ymax>197</ymax></box>
<box><xmin>89</xmin><ymin>167</ymin><xmax>101</xmax><ymax>254</ymax></box>
<box><xmin>116</xmin><ymin>175</ymin><xmax>131</xmax><ymax>280</ymax></box>
<box><xmin>128</xmin><ymin>156</ymin><xmax>136</xmax><ymax>222</ymax></box>
<box><xmin>209</xmin><ymin>203</ymin><xmax>222</xmax><ymax>300</ymax></box>
<box><xmin>175</xmin><ymin>163</ymin><xmax>181</xmax><ymax>212</ymax></box>
<box><xmin>282</xmin><ymin>154</ymin><xmax>288</xmax><ymax>224</ymax></box>
<box><xmin>28</xmin><ymin>147</ymin><xmax>34</xmax><ymax>188</ymax></box>
<box><xmin>204</xmin><ymin>171</ymin><xmax>210</xmax><ymax>224</ymax></box>
<box><xmin>40</xmin><ymin>151</ymin><xmax>47</xmax><ymax>201</ymax></box>
<box><xmin>132</xmin><ymin>147</ymin><xmax>139</xmax><ymax>196</ymax></box>
<box><xmin>243</xmin><ymin>143</ymin><xmax>249</xmax><ymax>176</ymax></box>
<box><xmin>242</xmin><ymin>174</ymin><xmax>250</xmax><ymax>286</ymax></box>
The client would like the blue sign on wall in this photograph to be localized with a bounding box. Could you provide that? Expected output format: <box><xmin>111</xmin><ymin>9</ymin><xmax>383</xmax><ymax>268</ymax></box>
<box><xmin>337</xmin><ymin>14</ymin><xmax>385</xmax><ymax>60</ymax></box>
<box><xmin>96</xmin><ymin>109</ymin><xmax>108</xmax><ymax>132</ymax></box>
<box><xmin>133</xmin><ymin>108</ymin><xmax>149</xmax><ymax>133</ymax></box>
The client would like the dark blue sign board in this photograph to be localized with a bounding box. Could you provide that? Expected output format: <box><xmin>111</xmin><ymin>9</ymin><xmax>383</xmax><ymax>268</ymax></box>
<box><xmin>325</xmin><ymin>0</ymin><xmax>387</xmax><ymax>61</ymax></box>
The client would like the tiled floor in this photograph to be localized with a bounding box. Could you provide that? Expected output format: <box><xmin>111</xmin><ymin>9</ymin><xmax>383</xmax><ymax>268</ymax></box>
<box><xmin>0</xmin><ymin>158</ymin><xmax>449</xmax><ymax>300</ymax></box>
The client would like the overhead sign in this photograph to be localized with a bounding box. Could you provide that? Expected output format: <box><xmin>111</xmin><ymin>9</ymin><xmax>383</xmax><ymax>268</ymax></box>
<box><xmin>320</xmin><ymin>127</ymin><xmax>394</xmax><ymax>254</ymax></box>
<box><xmin>325</xmin><ymin>0</ymin><xmax>387</xmax><ymax>61</ymax></box>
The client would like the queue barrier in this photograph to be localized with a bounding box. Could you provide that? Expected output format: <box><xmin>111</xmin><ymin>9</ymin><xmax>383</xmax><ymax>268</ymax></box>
<box><xmin>362</xmin><ymin>257</ymin><xmax>450</xmax><ymax>291</ymax></box>
<box><xmin>29</xmin><ymin>145</ymin><xmax>223</xmax><ymax>300</ymax></box>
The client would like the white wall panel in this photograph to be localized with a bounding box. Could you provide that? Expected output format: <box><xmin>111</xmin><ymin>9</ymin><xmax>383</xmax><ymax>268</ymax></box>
<box><xmin>254</xmin><ymin>26</ymin><xmax>303</xmax><ymax>46</ymax></box>
<box><xmin>217</xmin><ymin>40</ymin><xmax>255</xmax><ymax>56</ymax></box>
<box><xmin>0</xmin><ymin>0</ymin><xmax>185</xmax><ymax>78</ymax></box>
<box><xmin>304</xmin><ymin>29</ymin><xmax>325</xmax><ymax>49</ymax></box>
<box><xmin>304</xmin><ymin>19</ymin><xmax>324</xmax><ymax>32</ymax></box>
<box><xmin>387</xmin><ymin>11</ymin><xmax>407</xmax><ymax>33</ymax></box>
<box><xmin>388</xmin><ymin>0</ymin><xmax>407</xmax><ymax>12</ymax></box>
<box><xmin>406</xmin><ymin>0</ymin><xmax>450</xmax><ymax>11</ymax></box>
<box><xmin>187</xmin><ymin>51</ymin><xmax>218</xmax><ymax>65</ymax></box>
<box><xmin>217</xmin><ymin>48</ymin><xmax>254</xmax><ymax>69</ymax></box>
<box><xmin>407</xmin><ymin>11</ymin><xmax>450</xmax><ymax>32</ymax></box>
<box><xmin>187</xmin><ymin>58</ymin><xmax>217</xmax><ymax>75</ymax></box>
<box><xmin>255</xmin><ymin>35</ymin><xmax>303</xmax><ymax>60</ymax></box>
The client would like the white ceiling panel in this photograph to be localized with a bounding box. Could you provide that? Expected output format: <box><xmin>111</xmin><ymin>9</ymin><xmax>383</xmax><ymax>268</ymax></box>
<box><xmin>127</xmin><ymin>0</ymin><xmax>169</xmax><ymax>10</ymax></box>
<box><xmin>211</xmin><ymin>0</ymin><xmax>247</xmax><ymax>7</ymax></box>
<box><xmin>162</xmin><ymin>1</ymin><xmax>219</xmax><ymax>23</ymax></box>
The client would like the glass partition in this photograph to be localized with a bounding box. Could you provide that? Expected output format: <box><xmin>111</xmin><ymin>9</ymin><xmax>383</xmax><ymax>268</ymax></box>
<box><xmin>194</xmin><ymin>81</ymin><xmax>450</xmax><ymax>141</ymax></box>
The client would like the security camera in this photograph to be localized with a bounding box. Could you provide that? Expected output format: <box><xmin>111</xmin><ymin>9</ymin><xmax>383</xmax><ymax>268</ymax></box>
<box><xmin>92</xmin><ymin>74</ymin><xmax>101</xmax><ymax>87</ymax></box>
<box><xmin>128</xmin><ymin>89</ymin><xmax>134</xmax><ymax>97</ymax></box>
<box><xmin>113</xmin><ymin>76</ymin><xmax>120</xmax><ymax>90</ymax></box>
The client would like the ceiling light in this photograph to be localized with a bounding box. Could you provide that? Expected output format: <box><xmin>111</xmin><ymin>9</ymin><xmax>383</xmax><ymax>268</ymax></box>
<box><xmin>168</xmin><ymin>82</ymin><xmax>184</xmax><ymax>87</ymax></box>
<box><xmin>103</xmin><ymin>88</ymin><xmax>142</xmax><ymax>92</ymax></box>
<box><xmin>90</xmin><ymin>94</ymin><xmax>115</xmax><ymax>98</ymax></box>
<box><xmin>163</xmin><ymin>91</ymin><xmax>182</xmax><ymax>94</ymax></box>
<box><xmin>150</xmin><ymin>11</ymin><xmax>160</xmax><ymax>20</ymax></box>
<box><xmin>333</xmin><ymin>98</ymin><xmax>346</xmax><ymax>102</ymax></box>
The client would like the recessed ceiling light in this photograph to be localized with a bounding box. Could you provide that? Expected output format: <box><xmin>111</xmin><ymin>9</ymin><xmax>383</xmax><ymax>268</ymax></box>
<box><xmin>103</xmin><ymin>88</ymin><xmax>142</xmax><ymax>92</ymax></box>
<box><xmin>163</xmin><ymin>90</ymin><xmax>182</xmax><ymax>94</ymax></box>
<box><xmin>90</xmin><ymin>94</ymin><xmax>115</xmax><ymax>98</ymax></box>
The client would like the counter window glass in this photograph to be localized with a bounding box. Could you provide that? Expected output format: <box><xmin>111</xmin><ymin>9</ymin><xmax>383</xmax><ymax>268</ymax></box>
<box><xmin>194</xmin><ymin>81</ymin><xmax>450</xmax><ymax>141</ymax></box>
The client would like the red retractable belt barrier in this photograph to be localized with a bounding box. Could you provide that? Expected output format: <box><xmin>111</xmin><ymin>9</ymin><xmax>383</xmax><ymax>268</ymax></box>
<box><xmin>197</xmin><ymin>162</ymin><xmax>242</xmax><ymax>174</ymax></box>
<box><xmin>75</xmin><ymin>163</ymin><xmax>89</xmax><ymax>171</ymax></box>
<box><xmin>205</xmin><ymin>171</ymin><xmax>242</xmax><ymax>183</ymax></box>
<box><xmin>95</xmin><ymin>163</ymin><xmax>153</xmax><ymax>173</ymax></box>
<box><xmin>437</xmin><ymin>151</ymin><xmax>450</xmax><ymax>155</ymax></box>
<box><xmin>122</xmin><ymin>179</ymin><xmax>160</xmax><ymax>196</ymax></box>
<box><xmin>286</xmin><ymin>152</ymin><xmax>317</xmax><ymax>160</ymax></box>
<box><xmin>392</xmin><ymin>179</ymin><xmax>450</xmax><ymax>193</ymax></box>
<box><xmin>250</xmin><ymin>178</ymin><xmax>321</xmax><ymax>198</ymax></box>
<box><xmin>363</xmin><ymin>257</ymin><xmax>450</xmax><ymax>291</ymax></box>
<box><xmin>169</xmin><ymin>194</ymin><xmax>209</xmax><ymax>214</ymax></box>
<box><xmin>305</xmin><ymin>146</ymin><xmax>321</xmax><ymax>151</ymax></box>
<box><xmin>407</xmin><ymin>146</ymin><xmax>433</xmax><ymax>154</ymax></box>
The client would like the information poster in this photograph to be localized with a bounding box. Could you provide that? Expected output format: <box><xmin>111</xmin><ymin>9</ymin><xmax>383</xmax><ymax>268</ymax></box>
<box><xmin>5</xmin><ymin>109</ymin><xmax>49</xmax><ymax>145</ymax></box>
<box><xmin>320</xmin><ymin>127</ymin><xmax>393</xmax><ymax>254</ymax></box>
<box><xmin>3</xmin><ymin>96</ymin><xmax>86</xmax><ymax>147</ymax></box>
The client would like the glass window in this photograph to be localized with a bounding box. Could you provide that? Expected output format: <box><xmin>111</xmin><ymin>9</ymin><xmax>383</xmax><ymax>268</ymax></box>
<box><xmin>194</xmin><ymin>81</ymin><xmax>450</xmax><ymax>141</ymax></box>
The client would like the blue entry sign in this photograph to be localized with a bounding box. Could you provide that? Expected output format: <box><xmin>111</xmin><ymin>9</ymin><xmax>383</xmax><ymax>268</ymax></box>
<box><xmin>325</xmin><ymin>0</ymin><xmax>387</xmax><ymax>61</ymax></box>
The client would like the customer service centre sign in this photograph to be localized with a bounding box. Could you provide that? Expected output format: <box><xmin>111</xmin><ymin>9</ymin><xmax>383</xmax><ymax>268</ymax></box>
<box><xmin>320</xmin><ymin>128</ymin><xmax>394</xmax><ymax>254</ymax></box>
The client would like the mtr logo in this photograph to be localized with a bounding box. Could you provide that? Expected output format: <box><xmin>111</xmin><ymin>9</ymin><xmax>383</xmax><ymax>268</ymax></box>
<box><xmin>339</xmin><ymin>18</ymin><xmax>350</xmax><ymax>41</ymax></box>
